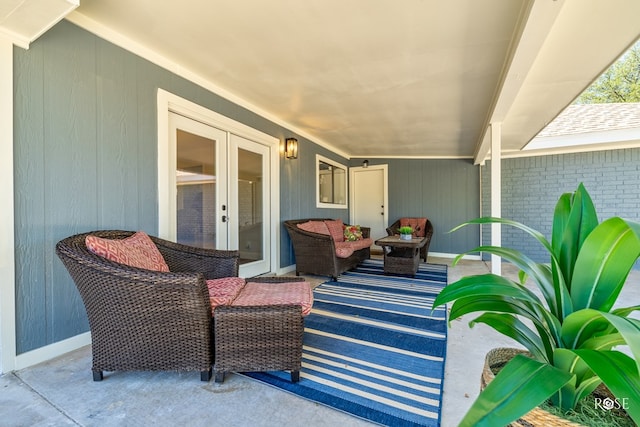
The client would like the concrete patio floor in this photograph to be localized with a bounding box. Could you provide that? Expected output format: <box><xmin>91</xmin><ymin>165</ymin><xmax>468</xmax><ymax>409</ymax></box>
<box><xmin>1</xmin><ymin>257</ymin><xmax>639</xmax><ymax>426</ymax></box>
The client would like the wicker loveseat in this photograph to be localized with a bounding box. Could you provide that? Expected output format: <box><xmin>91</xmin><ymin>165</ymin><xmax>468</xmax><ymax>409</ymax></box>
<box><xmin>56</xmin><ymin>230</ymin><xmax>309</xmax><ymax>383</ymax></box>
<box><xmin>284</xmin><ymin>219</ymin><xmax>372</xmax><ymax>280</ymax></box>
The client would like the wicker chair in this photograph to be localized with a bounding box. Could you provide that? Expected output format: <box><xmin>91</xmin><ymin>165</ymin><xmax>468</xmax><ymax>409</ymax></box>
<box><xmin>284</xmin><ymin>219</ymin><xmax>371</xmax><ymax>280</ymax></box>
<box><xmin>386</xmin><ymin>218</ymin><xmax>434</xmax><ymax>262</ymax></box>
<box><xmin>56</xmin><ymin>230</ymin><xmax>239</xmax><ymax>382</ymax></box>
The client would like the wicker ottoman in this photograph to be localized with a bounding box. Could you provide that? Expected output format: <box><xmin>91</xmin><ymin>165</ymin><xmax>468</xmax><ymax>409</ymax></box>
<box><xmin>213</xmin><ymin>277</ymin><xmax>312</xmax><ymax>383</ymax></box>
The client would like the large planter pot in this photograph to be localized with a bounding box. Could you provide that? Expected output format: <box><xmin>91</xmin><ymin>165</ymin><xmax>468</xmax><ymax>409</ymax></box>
<box><xmin>481</xmin><ymin>348</ymin><xmax>584</xmax><ymax>427</ymax></box>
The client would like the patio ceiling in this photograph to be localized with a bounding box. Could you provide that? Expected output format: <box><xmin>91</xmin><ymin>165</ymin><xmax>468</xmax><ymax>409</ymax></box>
<box><xmin>8</xmin><ymin>0</ymin><xmax>640</xmax><ymax>163</ymax></box>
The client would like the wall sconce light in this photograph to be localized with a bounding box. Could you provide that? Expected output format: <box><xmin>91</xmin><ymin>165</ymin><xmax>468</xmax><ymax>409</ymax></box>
<box><xmin>285</xmin><ymin>138</ymin><xmax>298</xmax><ymax>159</ymax></box>
<box><xmin>362</xmin><ymin>159</ymin><xmax>369</xmax><ymax>168</ymax></box>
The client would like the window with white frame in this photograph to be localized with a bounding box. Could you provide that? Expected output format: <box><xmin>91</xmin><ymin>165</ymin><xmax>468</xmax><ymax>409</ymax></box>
<box><xmin>316</xmin><ymin>155</ymin><xmax>348</xmax><ymax>209</ymax></box>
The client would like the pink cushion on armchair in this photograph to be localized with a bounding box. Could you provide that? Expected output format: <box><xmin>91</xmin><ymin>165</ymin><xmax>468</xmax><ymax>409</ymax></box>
<box><xmin>86</xmin><ymin>231</ymin><xmax>170</xmax><ymax>272</ymax></box>
<box><xmin>400</xmin><ymin>218</ymin><xmax>427</xmax><ymax>237</ymax></box>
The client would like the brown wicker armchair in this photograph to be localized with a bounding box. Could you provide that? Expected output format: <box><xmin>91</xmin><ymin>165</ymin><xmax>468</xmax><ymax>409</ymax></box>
<box><xmin>56</xmin><ymin>230</ymin><xmax>239</xmax><ymax>382</ymax></box>
<box><xmin>386</xmin><ymin>218</ymin><xmax>434</xmax><ymax>262</ymax></box>
<box><xmin>284</xmin><ymin>219</ymin><xmax>372</xmax><ymax>280</ymax></box>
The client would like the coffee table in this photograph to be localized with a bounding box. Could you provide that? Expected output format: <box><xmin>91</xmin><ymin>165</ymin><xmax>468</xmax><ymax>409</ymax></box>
<box><xmin>374</xmin><ymin>235</ymin><xmax>428</xmax><ymax>276</ymax></box>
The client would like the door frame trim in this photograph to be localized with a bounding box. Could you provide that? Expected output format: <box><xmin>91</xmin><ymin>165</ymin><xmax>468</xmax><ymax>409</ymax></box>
<box><xmin>157</xmin><ymin>89</ymin><xmax>280</xmax><ymax>275</ymax></box>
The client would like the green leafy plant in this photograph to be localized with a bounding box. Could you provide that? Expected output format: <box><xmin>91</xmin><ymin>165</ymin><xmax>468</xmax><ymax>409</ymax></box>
<box><xmin>398</xmin><ymin>226</ymin><xmax>413</xmax><ymax>235</ymax></box>
<box><xmin>433</xmin><ymin>183</ymin><xmax>640</xmax><ymax>426</ymax></box>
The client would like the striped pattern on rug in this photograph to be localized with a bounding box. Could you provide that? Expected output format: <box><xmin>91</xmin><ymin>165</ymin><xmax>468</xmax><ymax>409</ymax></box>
<box><xmin>244</xmin><ymin>259</ymin><xmax>448</xmax><ymax>427</ymax></box>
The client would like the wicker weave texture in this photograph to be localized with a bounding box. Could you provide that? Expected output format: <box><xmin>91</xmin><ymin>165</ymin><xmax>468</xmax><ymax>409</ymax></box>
<box><xmin>58</xmin><ymin>230</ymin><xmax>309</xmax><ymax>383</ymax></box>
<box><xmin>56</xmin><ymin>230</ymin><xmax>239</xmax><ymax>380</ymax></box>
<box><xmin>213</xmin><ymin>276</ymin><xmax>307</xmax><ymax>381</ymax></box>
<box><xmin>214</xmin><ymin>305</ymin><xmax>304</xmax><ymax>372</ymax></box>
<box><xmin>481</xmin><ymin>347</ymin><xmax>584</xmax><ymax>427</ymax></box>
<box><xmin>384</xmin><ymin>248</ymin><xmax>421</xmax><ymax>275</ymax></box>
<box><xmin>386</xmin><ymin>219</ymin><xmax>434</xmax><ymax>262</ymax></box>
<box><xmin>284</xmin><ymin>219</ymin><xmax>371</xmax><ymax>280</ymax></box>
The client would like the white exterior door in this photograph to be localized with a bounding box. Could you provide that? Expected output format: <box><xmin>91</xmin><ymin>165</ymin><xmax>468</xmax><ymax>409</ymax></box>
<box><xmin>350</xmin><ymin>165</ymin><xmax>388</xmax><ymax>244</ymax></box>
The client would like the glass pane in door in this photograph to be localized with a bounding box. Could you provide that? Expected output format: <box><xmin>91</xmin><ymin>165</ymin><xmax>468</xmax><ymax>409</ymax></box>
<box><xmin>176</xmin><ymin>129</ymin><xmax>216</xmax><ymax>249</ymax></box>
<box><xmin>237</xmin><ymin>148</ymin><xmax>263</xmax><ymax>264</ymax></box>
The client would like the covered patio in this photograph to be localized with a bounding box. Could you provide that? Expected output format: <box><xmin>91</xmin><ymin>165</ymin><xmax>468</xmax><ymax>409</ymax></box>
<box><xmin>1</xmin><ymin>2</ymin><xmax>640</xmax><ymax>425</ymax></box>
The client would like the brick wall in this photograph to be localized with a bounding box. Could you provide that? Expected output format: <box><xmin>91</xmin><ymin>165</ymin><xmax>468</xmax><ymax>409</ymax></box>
<box><xmin>481</xmin><ymin>148</ymin><xmax>640</xmax><ymax>266</ymax></box>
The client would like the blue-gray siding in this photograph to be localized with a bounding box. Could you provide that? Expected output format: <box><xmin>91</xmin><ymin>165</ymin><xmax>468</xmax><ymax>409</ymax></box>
<box><xmin>350</xmin><ymin>158</ymin><xmax>481</xmax><ymax>255</ymax></box>
<box><xmin>12</xmin><ymin>21</ymin><xmax>347</xmax><ymax>354</ymax></box>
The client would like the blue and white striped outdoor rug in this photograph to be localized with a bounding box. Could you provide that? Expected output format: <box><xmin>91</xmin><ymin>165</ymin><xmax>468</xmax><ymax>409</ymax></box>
<box><xmin>244</xmin><ymin>259</ymin><xmax>448</xmax><ymax>426</ymax></box>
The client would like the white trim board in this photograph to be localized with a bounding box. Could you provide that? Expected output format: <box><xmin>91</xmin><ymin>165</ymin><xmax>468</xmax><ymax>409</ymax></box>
<box><xmin>428</xmin><ymin>252</ymin><xmax>482</xmax><ymax>261</ymax></box>
<box><xmin>0</xmin><ymin>38</ymin><xmax>16</xmax><ymax>374</ymax></box>
<box><xmin>15</xmin><ymin>333</ymin><xmax>91</xmax><ymax>370</ymax></box>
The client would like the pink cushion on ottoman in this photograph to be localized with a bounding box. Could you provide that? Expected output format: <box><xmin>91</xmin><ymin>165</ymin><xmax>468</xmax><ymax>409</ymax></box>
<box><xmin>86</xmin><ymin>231</ymin><xmax>170</xmax><ymax>272</ymax></box>
<box><xmin>232</xmin><ymin>281</ymin><xmax>314</xmax><ymax>316</ymax></box>
<box><xmin>206</xmin><ymin>277</ymin><xmax>246</xmax><ymax>312</ymax></box>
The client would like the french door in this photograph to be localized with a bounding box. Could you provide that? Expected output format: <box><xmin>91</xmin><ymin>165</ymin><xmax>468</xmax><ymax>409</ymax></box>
<box><xmin>228</xmin><ymin>134</ymin><xmax>270</xmax><ymax>276</ymax></box>
<box><xmin>166</xmin><ymin>112</ymin><xmax>271</xmax><ymax>277</ymax></box>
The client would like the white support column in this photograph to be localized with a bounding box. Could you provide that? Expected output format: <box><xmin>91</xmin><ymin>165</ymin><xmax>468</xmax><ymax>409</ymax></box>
<box><xmin>0</xmin><ymin>36</ymin><xmax>17</xmax><ymax>373</ymax></box>
<box><xmin>490</xmin><ymin>122</ymin><xmax>502</xmax><ymax>276</ymax></box>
